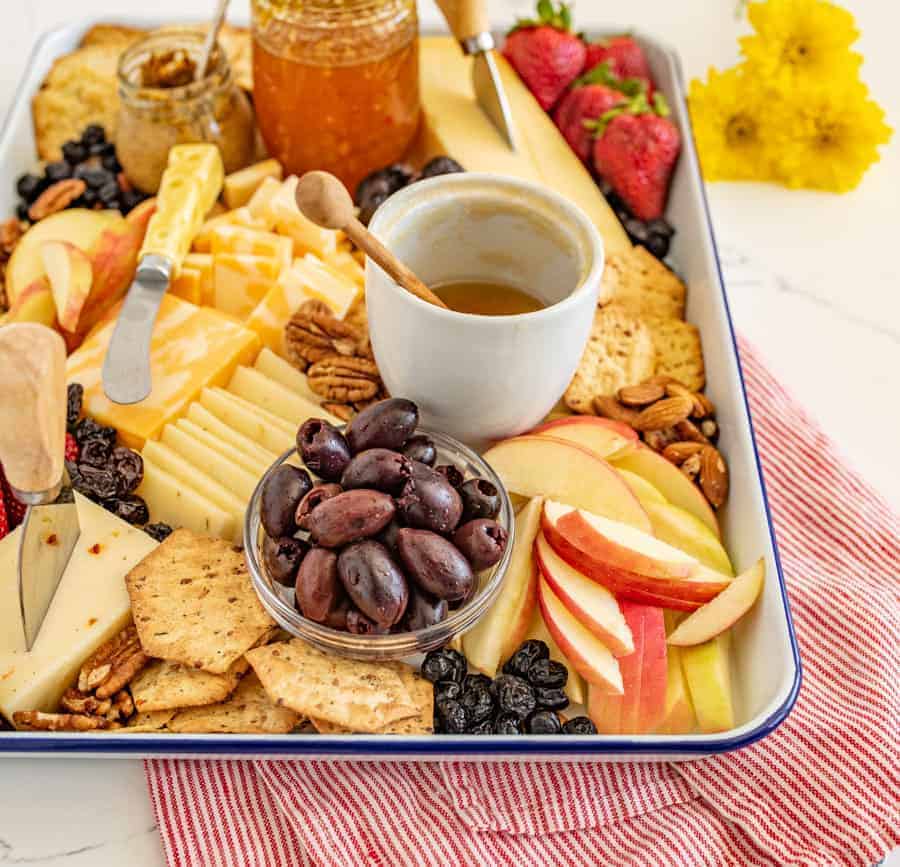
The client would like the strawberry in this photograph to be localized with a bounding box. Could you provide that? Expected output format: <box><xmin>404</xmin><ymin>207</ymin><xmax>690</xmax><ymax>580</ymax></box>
<box><xmin>65</xmin><ymin>432</ymin><xmax>79</xmax><ymax>463</ymax></box>
<box><xmin>553</xmin><ymin>82</ymin><xmax>626</xmax><ymax>164</ymax></box>
<box><xmin>0</xmin><ymin>479</ymin><xmax>8</xmax><ymax>541</ymax></box>
<box><xmin>0</xmin><ymin>464</ymin><xmax>25</xmax><ymax>532</ymax></box>
<box><xmin>503</xmin><ymin>1</ymin><xmax>587</xmax><ymax>111</ymax></box>
<box><xmin>590</xmin><ymin>94</ymin><xmax>681</xmax><ymax>221</ymax></box>
<box><xmin>583</xmin><ymin>36</ymin><xmax>655</xmax><ymax>97</ymax></box>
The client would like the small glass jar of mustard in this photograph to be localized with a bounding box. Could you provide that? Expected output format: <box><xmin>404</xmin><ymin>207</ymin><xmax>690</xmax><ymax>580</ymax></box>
<box><xmin>116</xmin><ymin>27</ymin><xmax>256</xmax><ymax>194</ymax></box>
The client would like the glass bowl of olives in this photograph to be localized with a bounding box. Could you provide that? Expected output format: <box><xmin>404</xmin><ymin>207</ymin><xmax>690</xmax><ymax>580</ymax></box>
<box><xmin>244</xmin><ymin>398</ymin><xmax>515</xmax><ymax>660</ymax></box>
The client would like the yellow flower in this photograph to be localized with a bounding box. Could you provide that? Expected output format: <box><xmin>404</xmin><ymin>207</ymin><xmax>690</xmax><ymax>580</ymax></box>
<box><xmin>688</xmin><ymin>67</ymin><xmax>773</xmax><ymax>181</ymax></box>
<box><xmin>767</xmin><ymin>80</ymin><xmax>892</xmax><ymax>192</ymax></box>
<box><xmin>740</xmin><ymin>0</ymin><xmax>861</xmax><ymax>85</ymax></box>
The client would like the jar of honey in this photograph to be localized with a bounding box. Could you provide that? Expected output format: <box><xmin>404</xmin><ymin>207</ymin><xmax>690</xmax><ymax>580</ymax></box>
<box><xmin>251</xmin><ymin>0</ymin><xmax>420</xmax><ymax>193</ymax></box>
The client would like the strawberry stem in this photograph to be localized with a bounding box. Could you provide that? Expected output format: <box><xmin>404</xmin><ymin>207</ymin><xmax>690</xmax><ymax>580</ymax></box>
<box><xmin>512</xmin><ymin>0</ymin><xmax>574</xmax><ymax>32</ymax></box>
<box><xmin>575</xmin><ymin>61</ymin><xmax>647</xmax><ymax>97</ymax></box>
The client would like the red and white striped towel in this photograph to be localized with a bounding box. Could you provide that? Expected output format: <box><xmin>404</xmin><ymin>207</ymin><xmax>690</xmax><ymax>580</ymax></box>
<box><xmin>146</xmin><ymin>337</ymin><xmax>900</xmax><ymax>867</ymax></box>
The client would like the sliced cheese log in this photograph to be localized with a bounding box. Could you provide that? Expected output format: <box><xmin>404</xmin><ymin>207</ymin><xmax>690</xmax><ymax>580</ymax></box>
<box><xmin>198</xmin><ymin>387</ymin><xmax>296</xmax><ymax>454</ymax></box>
<box><xmin>0</xmin><ymin>494</ymin><xmax>157</xmax><ymax>721</ymax></box>
<box><xmin>185</xmin><ymin>402</ymin><xmax>279</xmax><ymax>467</ymax></box>
<box><xmin>160</xmin><ymin>424</ymin><xmax>260</xmax><ymax>501</ymax></box>
<box><xmin>136</xmin><ymin>458</ymin><xmax>237</xmax><ymax>544</ymax></box>
<box><xmin>254</xmin><ymin>347</ymin><xmax>320</xmax><ymax>405</ymax></box>
<box><xmin>227</xmin><ymin>365</ymin><xmax>335</xmax><ymax>428</ymax></box>
<box><xmin>417</xmin><ymin>36</ymin><xmax>631</xmax><ymax>258</ymax></box>
<box><xmin>175</xmin><ymin>417</ymin><xmax>270</xmax><ymax>477</ymax></box>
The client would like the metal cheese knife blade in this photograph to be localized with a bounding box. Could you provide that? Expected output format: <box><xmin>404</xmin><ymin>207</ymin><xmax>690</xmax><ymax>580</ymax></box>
<box><xmin>0</xmin><ymin>324</ymin><xmax>79</xmax><ymax>650</ymax></box>
<box><xmin>436</xmin><ymin>0</ymin><xmax>519</xmax><ymax>151</ymax></box>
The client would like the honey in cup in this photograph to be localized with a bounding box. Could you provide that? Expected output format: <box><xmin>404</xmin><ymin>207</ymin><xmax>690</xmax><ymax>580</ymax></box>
<box><xmin>431</xmin><ymin>280</ymin><xmax>546</xmax><ymax>316</ymax></box>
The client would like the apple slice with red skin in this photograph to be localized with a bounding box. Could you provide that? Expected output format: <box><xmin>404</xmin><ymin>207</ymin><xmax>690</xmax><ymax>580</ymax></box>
<box><xmin>41</xmin><ymin>240</ymin><xmax>93</xmax><ymax>332</ymax></box>
<box><xmin>533</xmin><ymin>532</ymin><xmax>633</xmax><ymax>656</ymax></box>
<box><xmin>482</xmin><ymin>436</ymin><xmax>651</xmax><ymax>533</ymax></box>
<box><xmin>667</xmin><ymin>558</ymin><xmax>765</xmax><ymax>646</ymax></box>
<box><xmin>537</xmin><ymin>577</ymin><xmax>623</xmax><ymax>693</ymax></box>
<box><xmin>528</xmin><ymin>415</ymin><xmax>638</xmax><ymax>461</ymax></box>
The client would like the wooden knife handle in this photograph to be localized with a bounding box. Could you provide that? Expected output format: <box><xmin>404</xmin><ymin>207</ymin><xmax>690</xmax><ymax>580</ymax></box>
<box><xmin>435</xmin><ymin>0</ymin><xmax>490</xmax><ymax>43</ymax></box>
<box><xmin>0</xmin><ymin>324</ymin><xmax>66</xmax><ymax>496</ymax></box>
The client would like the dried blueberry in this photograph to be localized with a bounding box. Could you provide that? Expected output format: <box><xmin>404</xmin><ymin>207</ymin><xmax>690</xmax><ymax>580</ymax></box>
<box><xmin>111</xmin><ymin>447</ymin><xmax>144</xmax><ymax>495</ymax></box>
<box><xmin>624</xmin><ymin>217</ymin><xmax>649</xmax><ymax>244</ymax></box>
<box><xmin>527</xmin><ymin>658</ymin><xmax>568</xmax><ymax>689</ymax></box>
<box><xmin>89</xmin><ymin>140</ymin><xmax>115</xmax><ymax>158</ymax></box>
<box><xmin>561</xmin><ymin>716</ymin><xmax>597</xmax><ymax>735</ymax></box>
<box><xmin>76</xmin><ymin>166</ymin><xmax>112</xmax><ymax>190</ymax></box>
<box><xmin>16</xmin><ymin>173</ymin><xmax>44</xmax><ymax>202</ymax></box>
<box><xmin>643</xmin><ymin>233</ymin><xmax>670</xmax><ymax>259</ymax></box>
<box><xmin>66</xmin><ymin>383</ymin><xmax>84</xmax><ymax>430</ymax></box>
<box><xmin>434</xmin><ymin>464</ymin><xmax>464</xmax><ymax>489</ymax></box>
<box><xmin>460</xmin><ymin>686</ymin><xmax>494</xmax><ymax>725</ymax></box>
<box><xmin>106</xmin><ymin>495</ymin><xmax>149</xmax><ymax>525</ymax></box>
<box><xmin>79</xmin><ymin>437</ymin><xmax>113</xmax><ymax>468</ymax></box>
<box><xmin>420</xmin><ymin>648</ymin><xmax>467</xmax><ymax>684</ymax></box>
<box><xmin>534</xmin><ymin>688</ymin><xmax>569</xmax><ymax>711</ymax></box>
<box><xmin>98</xmin><ymin>180</ymin><xmax>121</xmax><ymax>206</ymax></box>
<box><xmin>493</xmin><ymin>712</ymin><xmax>523</xmax><ymax>735</ymax></box>
<box><xmin>525</xmin><ymin>710</ymin><xmax>562</xmax><ymax>734</ymax></box>
<box><xmin>647</xmin><ymin>217</ymin><xmax>675</xmax><ymax>238</ymax></box>
<box><xmin>436</xmin><ymin>699</ymin><xmax>468</xmax><ymax>734</ymax></box>
<box><xmin>61</xmin><ymin>140</ymin><xmax>88</xmax><ymax>165</ymax></box>
<box><xmin>433</xmin><ymin>681</ymin><xmax>462</xmax><ymax>704</ymax></box>
<box><xmin>419</xmin><ymin>156</ymin><xmax>464</xmax><ymax>179</ymax></box>
<box><xmin>45</xmin><ymin>161</ymin><xmax>73</xmax><ymax>183</ymax></box>
<box><xmin>81</xmin><ymin>124</ymin><xmax>106</xmax><ymax>146</ymax></box>
<box><xmin>493</xmin><ymin>674</ymin><xmax>536</xmax><ymax>718</ymax></box>
<box><xmin>78</xmin><ymin>465</ymin><xmax>119</xmax><ymax>501</ymax></box>
<box><xmin>82</xmin><ymin>189</ymin><xmax>99</xmax><ymax>207</ymax></box>
<box><xmin>15</xmin><ymin>203</ymin><xmax>29</xmax><ymax>221</ymax></box>
<box><xmin>101</xmin><ymin>154</ymin><xmax>122</xmax><ymax>174</ymax></box>
<box><xmin>502</xmin><ymin>640</ymin><xmax>549</xmax><ymax>680</ymax></box>
<box><xmin>467</xmin><ymin>719</ymin><xmax>493</xmax><ymax>735</ymax></box>
<box><xmin>144</xmin><ymin>522</ymin><xmax>174</xmax><ymax>542</ymax></box>
<box><xmin>119</xmin><ymin>190</ymin><xmax>146</xmax><ymax>213</ymax></box>
<box><xmin>463</xmin><ymin>673</ymin><xmax>492</xmax><ymax>694</ymax></box>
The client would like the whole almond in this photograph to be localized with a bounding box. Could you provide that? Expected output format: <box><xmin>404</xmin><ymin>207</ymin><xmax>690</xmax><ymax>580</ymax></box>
<box><xmin>632</xmin><ymin>395</ymin><xmax>694</xmax><ymax>432</ymax></box>
<box><xmin>662</xmin><ymin>441</ymin><xmax>705</xmax><ymax>465</ymax></box>
<box><xmin>675</xmin><ymin>419</ymin><xmax>711</xmax><ymax>444</ymax></box>
<box><xmin>618</xmin><ymin>382</ymin><xmax>666</xmax><ymax>407</ymax></box>
<box><xmin>665</xmin><ymin>382</ymin><xmax>694</xmax><ymax>400</ymax></box>
<box><xmin>593</xmin><ymin>395</ymin><xmax>640</xmax><ymax>426</ymax></box>
<box><xmin>700</xmin><ymin>445</ymin><xmax>729</xmax><ymax>508</ymax></box>
<box><xmin>28</xmin><ymin>178</ymin><xmax>86</xmax><ymax>221</ymax></box>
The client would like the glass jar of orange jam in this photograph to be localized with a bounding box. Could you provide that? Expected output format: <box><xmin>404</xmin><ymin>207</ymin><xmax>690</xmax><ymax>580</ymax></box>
<box><xmin>251</xmin><ymin>0</ymin><xmax>420</xmax><ymax>193</ymax></box>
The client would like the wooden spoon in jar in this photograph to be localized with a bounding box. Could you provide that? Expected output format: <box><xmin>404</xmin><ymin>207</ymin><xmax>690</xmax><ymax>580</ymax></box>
<box><xmin>294</xmin><ymin>171</ymin><xmax>449</xmax><ymax>310</ymax></box>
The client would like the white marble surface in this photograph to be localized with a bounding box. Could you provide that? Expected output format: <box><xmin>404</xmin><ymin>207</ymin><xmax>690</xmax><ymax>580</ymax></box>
<box><xmin>0</xmin><ymin>1</ymin><xmax>897</xmax><ymax>864</ymax></box>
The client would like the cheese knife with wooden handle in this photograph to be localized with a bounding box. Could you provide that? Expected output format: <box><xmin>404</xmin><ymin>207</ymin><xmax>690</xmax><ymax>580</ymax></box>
<box><xmin>102</xmin><ymin>143</ymin><xmax>224</xmax><ymax>405</ymax></box>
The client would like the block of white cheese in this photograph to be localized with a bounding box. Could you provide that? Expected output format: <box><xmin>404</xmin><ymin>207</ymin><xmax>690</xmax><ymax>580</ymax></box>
<box><xmin>0</xmin><ymin>494</ymin><xmax>157</xmax><ymax>722</ymax></box>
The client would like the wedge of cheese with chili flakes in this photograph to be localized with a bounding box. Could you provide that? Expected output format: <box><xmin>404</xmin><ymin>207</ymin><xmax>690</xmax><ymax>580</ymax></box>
<box><xmin>66</xmin><ymin>294</ymin><xmax>260</xmax><ymax>449</ymax></box>
<box><xmin>0</xmin><ymin>494</ymin><xmax>158</xmax><ymax>723</ymax></box>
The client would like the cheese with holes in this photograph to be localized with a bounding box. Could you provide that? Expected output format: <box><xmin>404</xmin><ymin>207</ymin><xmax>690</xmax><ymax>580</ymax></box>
<box><xmin>213</xmin><ymin>253</ymin><xmax>283</xmax><ymax>319</ymax></box>
<box><xmin>254</xmin><ymin>347</ymin><xmax>320</xmax><ymax>404</ymax></box>
<box><xmin>185</xmin><ymin>403</ymin><xmax>278</xmax><ymax>467</ymax></box>
<box><xmin>223</xmin><ymin>158</ymin><xmax>284</xmax><ymax>209</ymax></box>
<box><xmin>0</xmin><ymin>494</ymin><xmax>157</xmax><ymax>722</ymax></box>
<box><xmin>66</xmin><ymin>295</ymin><xmax>260</xmax><ymax>449</ymax></box>
<box><xmin>198</xmin><ymin>387</ymin><xmax>296</xmax><ymax>454</ymax></box>
<box><xmin>265</xmin><ymin>177</ymin><xmax>340</xmax><ymax>258</ymax></box>
<box><xmin>227</xmin><ymin>365</ymin><xmax>335</xmax><ymax>427</ymax></box>
<box><xmin>417</xmin><ymin>37</ymin><xmax>631</xmax><ymax>257</ymax></box>
<box><xmin>210</xmin><ymin>226</ymin><xmax>292</xmax><ymax>272</ymax></box>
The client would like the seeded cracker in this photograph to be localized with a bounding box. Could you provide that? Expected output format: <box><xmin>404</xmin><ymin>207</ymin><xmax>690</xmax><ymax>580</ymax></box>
<box><xmin>645</xmin><ymin>316</ymin><xmax>706</xmax><ymax>392</ymax></box>
<box><xmin>129</xmin><ymin>657</ymin><xmax>250</xmax><ymax>713</ymax></box>
<box><xmin>602</xmin><ymin>245</ymin><xmax>686</xmax><ymax>320</ymax></box>
<box><xmin>565</xmin><ymin>304</ymin><xmax>657</xmax><ymax>412</ymax></box>
<box><xmin>120</xmin><ymin>709</ymin><xmax>177</xmax><ymax>733</ymax></box>
<box><xmin>167</xmin><ymin>673</ymin><xmax>300</xmax><ymax>734</ymax></box>
<box><xmin>246</xmin><ymin>639</ymin><xmax>417</xmax><ymax>733</ymax></box>
<box><xmin>126</xmin><ymin>529</ymin><xmax>275</xmax><ymax>675</ymax></box>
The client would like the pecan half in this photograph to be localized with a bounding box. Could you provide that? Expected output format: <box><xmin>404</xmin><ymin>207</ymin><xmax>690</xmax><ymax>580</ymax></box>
<box><xmin>13</xmin><ymin>711</ymin><xmax>110</xmax><ymax>731</ymax></box>
<box><xmin>308</xmin><ymin>355</ymin><xmax>381</xmax><ymax>403</ymax></box>
<box><xmin>60</xmin><ymin>688</ymin><xmax>112</xmax><ymax>717</ymax></box>
<box><xmin>95</xmin><ymin>647</ymin><xmax>149</xmax><ymax>699</ymax></box>
<box><xmin>285</xmin><ymin>308</ymin><xmax>365</xmax><ymax>371</ymax></box>
<box><xmin>77</xmin><ymin>625</ymin><xmax>138</xmax><ymax>693</ymax></box>
<box><xmin>28</xmin><ymin>179</ymin><xmax>86</xmax><ymax>221</ymax></box>
<box><xmin>321</xmin><ymin>401</ymin><xmax>355</xmax><ymax>422</ymax></box>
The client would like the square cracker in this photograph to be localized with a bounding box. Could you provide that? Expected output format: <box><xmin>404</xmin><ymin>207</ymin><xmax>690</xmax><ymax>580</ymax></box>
<box><xmin>167</xmin><ymin>674</ymin><xmax>300</xmax><ymax>734</ymax></box>
<box><xmin>126</xmin><ymin>529</ymin><xmax>275</xmax><ymax>675</ymax></box>
<box><xmin>602</xmin><ymin>245</ymin><xmax>686</xmax><ymax>320</ymax></box>
<box><xmin>311</xmin><ymin>668</ymin><xmax>433</xmax><ymax>735</ymax></box>
<box><xmin>565</xmin><ymin>304</ymin><xmax>656</xmax><ymax>412</ymax></box>
<box><xmin>645</xmin><ymin>316</ymin><xmax>706</xmax><ymax>392</ymax></box>
<box><xmin>130</xmin><ymin>657</ymin><xmax>250</xmax><ymax>714</ymax></box>
<box><xmin>119</xmin><ymin>709</ymin><xmax>176</xmax><ymax>733</ymax></box>
<box><xmin>246</xmin><ymin>640</ymin><xmax>417</xmax><ymax>734</ymax></box>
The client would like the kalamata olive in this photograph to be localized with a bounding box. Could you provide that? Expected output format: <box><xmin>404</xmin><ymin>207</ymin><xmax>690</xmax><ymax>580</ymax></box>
<box><xmin>295</xmin><ymin>483</ymin><xmax>343</xmax><ymax>530</ymax></box>
<box><xmin>337</xmin><ymin>540</ymin><xmax>408</xmax><ymax>626</ymax></box>
<box><xmin>402</xmin><ymin>435</ymin><xmax>436</xmax><ymax>466</ymax></box>
<box><xmin>377</xmin><ymin>518</ymin><xmax>403</xmax><ymax>552</ymax></box>
<box><xmin>396</xmin><ymin>528</ymin><xmax>474</xmax><ymax>602</ymax></box>
<box><xmin>434</xmin><ymin>464</ymin><xmax>464</xmax><ymax>488</ymax></box>
<box><xmin>397</xmin><ymin>462</ymin><xmax>463</xmax><ymax>534</ymax></box>
<box><xmin>295</xmin><ymin>547</ymin><xmax>340</xmax><ymax>622</ymax></box>
<box><xmin>459</xmin><ymin>478</ymin><xmax>501</xmax><ymax>521</ymax></box>
<box><xmin>322</xmin><ymin>594</ymin><xmax>351</xmax><ymax>630</ymax></box>
<box><xmin>452</xmin><ymin>519</ymin><xmax>509</xmax><ymax>571</ymax></box>
<box><xmin>401</xmin><ymin>587</ymin><xmax>449</xmax><ymax>631</ymax></box>
<box><xmin>307</xmin><ymin>489</ymin><xmax>395</xmax><ymax>547</ymax></box>
<box><xmin>297</xmin><ymin>418</ymin><xmax>351</xmax><ymax>481</ymax></box>
<box><xmin>260</xmin><ymin>464</ymin><xmax>312</xmax><ymax>537</ymax></box>
<box><xmin>345</xmin><ymin>398</ymin><xmax>418</xmax><ymax>453</ymax></box>
<box><xmin>346</xmin><ymin>608</ymin><xmax>391</xmax><ymax>635</ymax></box>
<box><xmin>340</xmin><ymin>448</ymin><xmax>413</xmax><ymax>494</ymax></box>
<box><xmin>263</xmin><ymin>535</ymin><xmax>309</xmax><ymax>586</ymax></box>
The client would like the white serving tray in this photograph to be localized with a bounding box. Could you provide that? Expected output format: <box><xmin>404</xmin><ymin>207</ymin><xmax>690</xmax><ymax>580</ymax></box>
<box><xmin>0</xmin><ymin>16</ymin><xmax>800</xmax><ymax>760</ymax></box>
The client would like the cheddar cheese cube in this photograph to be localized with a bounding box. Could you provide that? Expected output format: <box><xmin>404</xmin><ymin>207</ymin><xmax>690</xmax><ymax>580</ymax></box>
<box><xmin>213</xmin><ymin>252</ymin><xmax>283</xmax><ymax>319</ymax></box>
<box><xmin>265</xmin><ymin>176</ymin><xmax>340</xmax><ymax>258</ymax></box>
<box><xmin>223</xmin><ymin>158</ymin><xmax>284</xmax><ymax>209</ymax></box>
<box><xmin>246</xmin><ymin>176</ymin><xmax>282</xmax><ymax>227</ymax></box>
<box><xmin>192</xmin><ymin>207</ymin><xmax>269</xmax><ymax>252</ymax></box>
<box><xmin>170</xmin><ymin>267</ymin><xmax>203</xmax><ymax>304</ymax></box>
<box><xmin>183</xmin><ymin>252</ymin><xmax>215</xmax><ymax>305</ymax></box>
<box><xmin>210</xmin><ymin>225</ymin><xmax>292</xmax><ymax>272</ymax></box>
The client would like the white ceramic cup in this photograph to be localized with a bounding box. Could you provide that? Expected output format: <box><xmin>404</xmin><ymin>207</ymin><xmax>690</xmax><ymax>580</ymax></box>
<box><xmin>366</xmin><ymin>173</ymin><xmax>604</xmax><ymax>444</ymax></box>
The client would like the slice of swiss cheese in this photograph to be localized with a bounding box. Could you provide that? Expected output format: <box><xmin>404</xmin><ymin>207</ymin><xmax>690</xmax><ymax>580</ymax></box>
<box><xmin>0</xmin><ymin>494</ymin><xmax>157</xmax><ymax>722</ymax></box>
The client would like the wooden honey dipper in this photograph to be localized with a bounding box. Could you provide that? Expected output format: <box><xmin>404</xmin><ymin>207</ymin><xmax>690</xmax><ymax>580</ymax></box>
<box><xmin>294</xmin><ymin>171</ymin><xmax>449</xmax><ymax>310</ymax></box>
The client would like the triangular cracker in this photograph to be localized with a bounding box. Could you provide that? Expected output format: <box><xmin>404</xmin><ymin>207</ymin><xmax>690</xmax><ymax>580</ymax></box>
<box><xmin>118</xmin><ymin>709</ymin><xmax>176</xmax><ymax>733</ymax></box>
<box><xmin>246</xmin><ymin>639</ymin><xmax>417</xmax><ymax>733</ymax></box>
<box><xmin>126</xmin><ymin>529</ymin><xmax>275</xmax><ymax>675</ymax></box>
<box><xmin>565</xmin><ymin>304</ymin><xmax>657</xmax><ymax>412</ymax></box>
<box><xmin>130</xmin><ymin>657</ymin><xmax>250</xmax><ymax>713</ymax></box>
<box><xmin>167</xmin><ymin>674</ymin><xmax>300</xmax><ymax>734</ymax></box>
<box><xmin>602</xmin><ymin>246</ymin><xmax>686</xmax><ymax>320</ymax></box>
<box><xmin>645</xmin><ymin>316</ymin><xmax>706</xmax><ymax>392</ymax></box>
